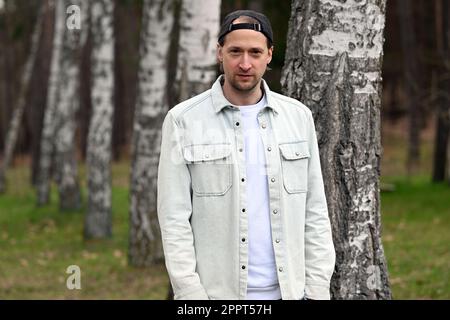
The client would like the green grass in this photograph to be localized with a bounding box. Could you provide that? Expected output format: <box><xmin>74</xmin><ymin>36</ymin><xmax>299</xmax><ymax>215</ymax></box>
<box><xmin>0</xmin><ymin>163</ymin><xmax>168</xmax><ymax>299</ymax></box>
<box><xmin>380</xmin><ymin>175</ymin><xmax>450</xmax><ymax>299</ymax></box>
<box><xmin>1</xmin><ymin>128</ymin><xmax>449</xmax><ymax>299</ymax></box>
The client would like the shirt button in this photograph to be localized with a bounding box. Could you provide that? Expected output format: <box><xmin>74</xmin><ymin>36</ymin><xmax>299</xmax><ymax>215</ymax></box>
<box><xmin>242</xmin><ymin>265</ymin><xmax>246</xmax><ymax>270</ymax></box>
<box><xmin>278</xmin><ymin>267</ymin><xmax>284</xmax><ymax>272</ymax></box>
<box><xmin>271</xmin><ymin>178</ymin><xmax>275</xmax><ymax>183</ymax></box>
<box><xmin>261</xmin><ymin>123</ymin><xmax>266</xmax><ymax>129</ymax></box>
<box><xmin>267</xmin><ymin>147</ymin><xmax>272</xmax><ymax>152</ymax></box>
<box><xmin>273</xmin><ymin>209</ymin><xmax>278</xmax><ymax>214</ymax></box>
<box><xmin>275</xmin><ymin>239</ymin><xmax>280</xmax><ymax>243</ymax></box>
<box><xmin>235</xmin><ymin>122</ymin><xmax>240</xmax><ymax>126</ymax></box>
<box><xmin>241</xmin><ymin>208</ymin><xmax>246</xmax><ymax>213</ymax></box>
<box><xmin>295</xmin><ymin>152</ymin><xmax>300</xmax><ymax>156</ymax></box>
<box><xmin>241</xmin><ymin>178</ymin><xmax>245</xmax><ymax>182</ymax></box>
<box><xmin>241</xmin><ymin>238</ymin><xmax>246</xmax><ymax>242</ymax></box>
<box><xmin>239</xmin><ymin>148</ymin><xmax>243</xmax><ymax>152</ymax></box>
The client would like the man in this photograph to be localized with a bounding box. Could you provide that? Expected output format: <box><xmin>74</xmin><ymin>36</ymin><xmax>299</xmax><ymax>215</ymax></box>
<box><xmin>157</xmin><ymin>10</ymin><xmax>335</xmax><ymax>300</ymax></box>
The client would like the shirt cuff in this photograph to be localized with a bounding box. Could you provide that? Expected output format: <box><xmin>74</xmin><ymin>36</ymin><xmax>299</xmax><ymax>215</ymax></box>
<box><xmin>305</xmin><ymin>283</ymin><xmax>331</xmax><ymax>300</ymax></box>
<box><xmin>174</xmin><ymin>285</ymin><xmax>209</xmax><ymax>300</ymax></box>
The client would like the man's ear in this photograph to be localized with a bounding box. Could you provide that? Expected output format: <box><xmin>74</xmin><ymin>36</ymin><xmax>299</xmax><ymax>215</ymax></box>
<box><xmin>267</xmin><ymin>46</ymin><xmax>274</xmax><ymax>65</ymax></box>
<box><xmin>217</xmin><ymin>43</ymin><xmax>223</xmax><ymax>63</ymax></box>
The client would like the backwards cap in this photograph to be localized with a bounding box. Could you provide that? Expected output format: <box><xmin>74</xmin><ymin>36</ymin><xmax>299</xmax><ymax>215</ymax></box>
<box><xmin>218</xmin><ymin>10</ymin><xmax>273</xmax><ymax>46</ymax></box>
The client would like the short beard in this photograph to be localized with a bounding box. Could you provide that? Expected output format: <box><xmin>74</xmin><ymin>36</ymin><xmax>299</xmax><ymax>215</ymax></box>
<box><xmin>229</xmin><ymin>76</ymin><xmax>260</xmax><ymax>93</ymax></box>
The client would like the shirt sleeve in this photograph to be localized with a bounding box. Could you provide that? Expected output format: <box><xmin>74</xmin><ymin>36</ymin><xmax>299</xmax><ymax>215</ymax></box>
<box><xmin>304</xmin><ymin>109</ymin><xmax>336</xmax><ymax>300</ymax></box>
<box><xmin>157</xmin><ymin>112</ymin><xmax>209</xmax><ymax>300</ymax></box>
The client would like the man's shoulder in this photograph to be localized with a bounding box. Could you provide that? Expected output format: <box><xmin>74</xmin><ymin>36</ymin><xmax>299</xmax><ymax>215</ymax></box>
<box><xmin>269</xmin><ymin>91</ymin><xmax>312</xmax><ymax>118</ymax></box>
<box><xmin>167</xmin><ymin>89</ymin><xmax>212</xmax><ymax>121</ymax></box>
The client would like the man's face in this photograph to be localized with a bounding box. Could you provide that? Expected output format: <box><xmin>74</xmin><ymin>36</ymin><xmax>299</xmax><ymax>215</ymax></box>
<box><xmin>217</xmin><ymin>29</ymin><xmax>273</xmax><ymax>93</ymax></box>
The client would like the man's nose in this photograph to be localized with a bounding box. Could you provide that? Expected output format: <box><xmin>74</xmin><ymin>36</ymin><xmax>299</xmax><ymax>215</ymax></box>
<box><xmin>239</xmin><ymin>54</ymin><xmax>251</xmax><ymax>71</ymax></box>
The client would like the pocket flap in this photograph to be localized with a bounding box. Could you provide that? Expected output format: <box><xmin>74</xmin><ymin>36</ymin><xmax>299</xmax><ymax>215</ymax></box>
<box><xmin>183</xmin><ymin>143</ymin><xmax>232</xmax><ymax>162</ymax></box>
<box><xmin>279</xmin><ymin>141</ymin><xmax>310</xmax><ymax>160</ymax></box>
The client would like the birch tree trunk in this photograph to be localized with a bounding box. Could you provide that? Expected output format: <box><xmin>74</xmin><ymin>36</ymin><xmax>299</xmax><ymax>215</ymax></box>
<box><xmin>128</xmin><ymin>0</ymin><xmax>176</xmax><ymax>266</ymax></box>
<box><xmin>37</xmin><ymin>0</ymin><xmax>85</xmax><ymax>210</ymax></box>
<box><xmin>0</xmin><ymin>4</ymin><xmax>44</xmax><ymax>193</ymax></box>
<box><xmin>175</xmin><ymin>0</ymin><xmax>221</xmax><ymax>101</ymax></box>
<box><xmin>51</xmin><ymin>0</ymin><xmax>87</xmax><ymax>211</ymax></box>
<box><xmin>84</xmin><ymin>0</ymin><xmax>114</xmax><ymax>239</ymax></box>
<box><xmin>37</xmin><ymin>0</ymin><xmax>65</xmax><ymax>206</ymax></box>
<box><xmin>282</xmin><ymin>0</ymin><xmax>391</xmax><ymax>299</ymax></box>
<box><xmin>30</xmin><ymin>0</ymin><xmax>55</xmax><ymax>187</ymax></box>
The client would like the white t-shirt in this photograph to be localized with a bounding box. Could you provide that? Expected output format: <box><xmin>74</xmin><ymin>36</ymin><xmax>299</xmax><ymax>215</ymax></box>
<box><xmin>239</xmin><ymin>95</ymin><xmax>281</xmax><ymax>300</ymax></box>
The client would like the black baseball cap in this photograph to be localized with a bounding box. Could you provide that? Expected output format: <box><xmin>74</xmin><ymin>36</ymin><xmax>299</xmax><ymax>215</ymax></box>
<box><xmin>218</xmin><ymin>10</ymin><xmax>273</xmax><ymax>46</ymax></box>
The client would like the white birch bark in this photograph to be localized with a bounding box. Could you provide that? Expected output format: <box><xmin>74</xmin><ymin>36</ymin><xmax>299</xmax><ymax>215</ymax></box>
<box><xmin>282</xmin><ymin>0</ymin><xmax>391</xmax><ymax>299</ymax></box>
<box><xmin>37</xmin><ymin>0</ymin><xmax>85</xmax><ymax>209</ymax></box>
<box><xmin>0</xmin><ymin>4</ymin><xmax>44</xmax><ymax>193</ymax></box>
<box><xmin>128</xmin><ymin>0</ymin><xmax>175</xmax><ymax>266</ymax></box>
<box><xmin>175</xmin><ymin>0</ymin><xmax>221</xmax><ymax>101</ymax></box>
<box><xmin>84</xmin><ymin>0</ymin><xmax>114</xmax><ymax>238</ymax></box>
<box><xmin>52</xmin><ymin>0</ymin><xmax>86</xmax><ymax>211</ymax></box>
<box><xmin>37</xmin><ymin>0</ymin><xmax>65</xmax><ymax>205</ymax></box>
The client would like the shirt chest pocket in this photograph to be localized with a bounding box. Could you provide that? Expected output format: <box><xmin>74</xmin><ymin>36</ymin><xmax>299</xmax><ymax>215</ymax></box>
<box><xmin>183</xmin><ymin>143</ymin><xmax>233</xmax><ymax>196</ymax></box>
<box><xmin>279</xmin><ymin>141</ymin><xmax>310</xmax><ymax>194</ymax></box>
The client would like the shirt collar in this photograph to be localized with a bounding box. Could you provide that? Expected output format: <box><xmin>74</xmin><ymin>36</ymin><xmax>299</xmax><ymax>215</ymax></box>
<box><xmin>211</xmin><ymin>75</ymin><xmax>280</xmax><ymax>114</ymax></box>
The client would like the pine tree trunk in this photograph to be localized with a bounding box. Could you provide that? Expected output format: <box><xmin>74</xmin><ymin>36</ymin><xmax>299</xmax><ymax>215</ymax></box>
<box><xmin>175</xmin><ymin>0</ymin><xmax>221</xmax><ymax>101</ymax></box>
<box><xmin>0</xmin><ymin>2</ymin><xmax>14</xmax><ymax>163</ymax></box>
<box><xmin>84</xmin><ymin>0</ymin><xmax>114</xmax><ymax>239</ymax></box>
<box><xmin>282</xmin><ymin>0</ymin><xmax>391</xmax><ymax>299</ymax></box>
<box><xmin>0</xmin><ymin>3</ymin><xmax>7</xmax><ymax>151</ymax></box>
<box><xmin>128</xmin><ymin>0</ymin><xmax>176</xmax><ymax>266</ymax></box>
<box><xmin>397</xmin><ymin>0</ymin><xmax>421</xmax><ymax>175</ymax></box>
<box><xmin>248</xmin><ymin>0</ymin><xmax>263</xmax><ymax>12</ymax></box>
<box><xmin>0</xmin><ymin>4</ymin><xmax>44</xmax><ymax>193</ymax></box>
<box><xmin>442</xmin><ymin>0</ymin><xmax>450</xmax><ymax>185</ymax></box>
<box><xmin>36</xmin><ymin>0</ymin><xmax>65</xmax><ymax>206</ymax></box>
<box><xmin>433</xmin><ymin>0</ymin><xmax>450</xmax><ymax>183</ymax></box>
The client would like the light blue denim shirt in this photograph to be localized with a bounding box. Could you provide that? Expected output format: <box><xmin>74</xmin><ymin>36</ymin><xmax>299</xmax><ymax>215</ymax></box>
<box><xmin>157</xmin><ymin>75</ymin><xmax>336</xmax><ymax>300</ymax></box>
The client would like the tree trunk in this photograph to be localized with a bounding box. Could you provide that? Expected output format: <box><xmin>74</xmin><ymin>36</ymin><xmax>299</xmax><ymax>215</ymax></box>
<box><xmin>281</xmin><ymin>0</ymin><xmax>391</xmax><ymax>299</ymax></box>
<box><xmin>128</xmin><ymin>0</ymin><xmax>176</xmax><ymax>267</ymax></box>
<box><xmin>432</xmin><ymin>0</ymin><xmax>450</xmax><ymax>183</ymax></box>
<box><xmin>247</xmin><ymin>0</ymin><xmax>263</xmax><ymax>12</ymax></box>
<box><xmin>37</xmin><ymin>0</ymin><xmax>85</xmax><ymax>210</ymax></box>
<box><xmin>397</xmin><ymin>0</ymin><xmax>421</xmax><ymax>175</ymax></box>
<box><xmin>29</xmin><ymin>0</ymin><xmax>55</xmax><ymax>187</ymax></box>
<box><xmin>175</xmin><ymin>0</ymin><xmax>221</xmax><ymax>101</ymax></box>
<box><xmin>0</xmin><ymin>2</ymin><xmax>14</xmax><ymax>157</ymax></box>
<box><xmin>78</xmin><ymin>17</ymin><xmax>92</xmax><ymax>162</ymax></box>
<box><xmin>36</xmin><ymin>0</ymin><xmax>65</xmax><ymax>206</ymax></box>
<box><xmin>84</xmin><ymin>0</ymin><xmax>114</xmax><ymax>239</ymax></box>
<box><xmin>51</xmin><ymin>0</ymin><xmax>87</xmax><ymax>211</ymax></box>
<box><xmin>0</xmin><ymin>4</ymin><xmax>44</xmax><ymax>193</ymax></box>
